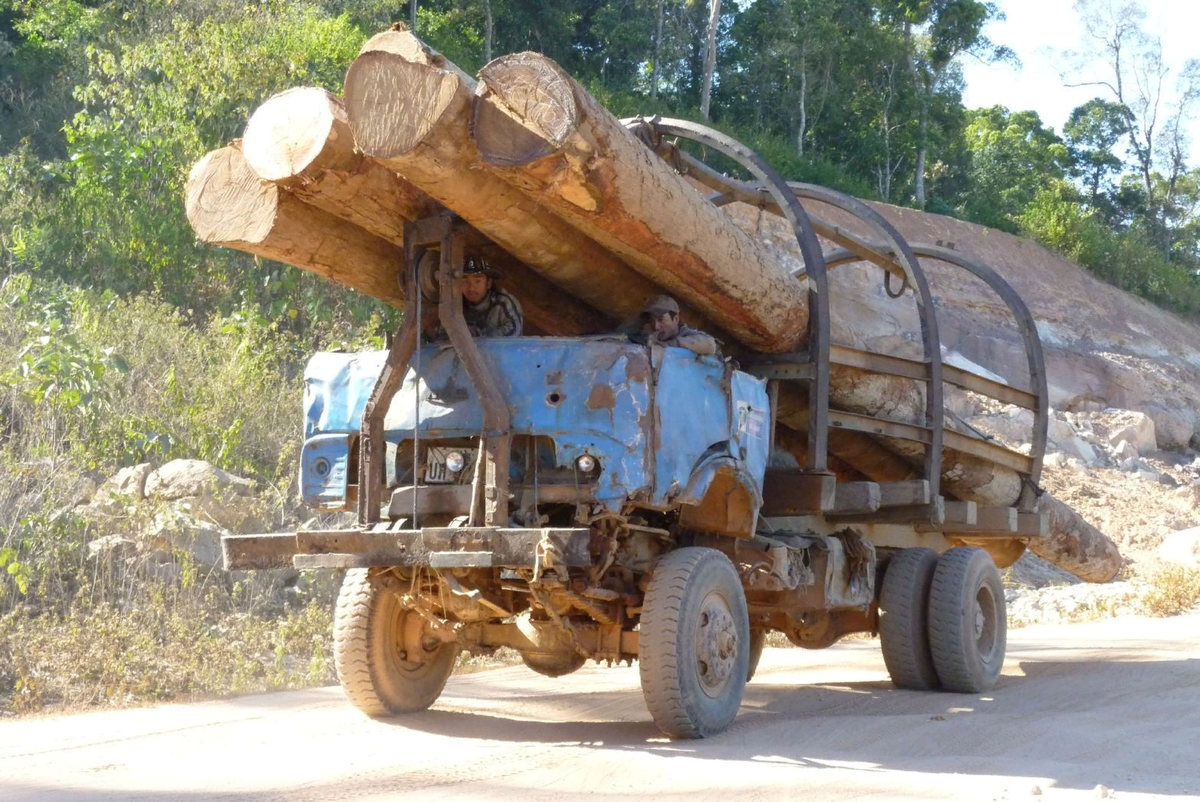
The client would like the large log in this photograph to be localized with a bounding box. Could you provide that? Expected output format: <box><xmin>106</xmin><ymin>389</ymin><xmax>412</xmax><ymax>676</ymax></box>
<box><xmin>472</xmin><ymin>52</ymin><xmax>809</xmax><ymax>353</ymax></box>
<box><xmin>239</xmin><ymin>86</ymin><xmax>611</xmax><ymax>336</ymax></box>
<box><xmin>185</xmin><ymin>143</ymin><xmax>407</xmax><ymax>305</ymax></box>
<box><xmin>341</xmin><ymin>29</ymin><xmax>673</xmax><ymax>330</ymax></box>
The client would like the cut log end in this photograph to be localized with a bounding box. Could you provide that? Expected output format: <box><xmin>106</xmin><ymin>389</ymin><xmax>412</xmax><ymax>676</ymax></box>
<box><xmin>345</xmin><ymin>50</ymin><xmax>462</xmax><ymax>159</ymax></box>
<box><xmin>185</xmin><ymin>145</ymin><xmax>277</xmax><ymax>244</ymax></box>
<box><xmin>243</xmin><ymin>87</ymin><xmax>353</xmax><ymax>181</ymax></box>
<box><xmin>474</xmin><ymin>52</ymin><xmax>577</xmax><ymax>166</ymax></box>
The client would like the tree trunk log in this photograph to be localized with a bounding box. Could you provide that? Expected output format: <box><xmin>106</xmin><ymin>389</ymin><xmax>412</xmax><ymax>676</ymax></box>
<box><xmin>185</xmin><ymin>144</ymin><xmax>407</xmax><ymax>306</ymax></box>
<box><xmin>473</xmin><ymin>51</ymin><xmax>810</xmax><ymax>353</ymax></box>
<box><xmin>239</xmin><ymin>86</ymin><xmax>610</xmax><ymax>336</ymax></box>
<box><xmin>342</xmin><ymin>30</ymin><xmax>670</xmax><ymax>328</ymax></box>
<box><xmin>1029</xmin><ymin>494</ymin><xmax>1124</xmax><ymax>583</ymax></box>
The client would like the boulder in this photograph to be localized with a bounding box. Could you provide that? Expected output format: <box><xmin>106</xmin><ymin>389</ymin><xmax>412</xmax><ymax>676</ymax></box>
<box><xmin>1145</xmin><ymin>404</ymin><xmax>1196</xmax><ymax>452</ymax></box>
<box><xmin>1106</xmin><ymin>410</ymin><xmax>1157</xmax><ymax>453</ymax></box>
<box><xmin>1158</xmin><ymin>527</ymin><xmax>1200</xmax><ymax>569</ymax></box>
<box><xmin>1008</xmin><ymin>551</ymin><xmax>1081</xmax><ymax>588</ymax></box>
<box><xmin>1047</xmin><ymin>416</ymin><xmax>1078</xmax><ymax>449</ymax></box>
<box><xmin>144</xmin><ymin>507</ymin><xmax>228</xmax><ymax>568</ymax></box>
<box><xmin>145</xmin><ymin>459</ymin><xmax>254</xmax><ymax>501</ymax></box>
<box><xmin>94</xmin><ymin>463</ymin><xmax>154</xmax><ymax>508</ymax></box>
<box><xmin>1113</xmin><ymin>440</ymin><xmax>1139</xmax><ymax>461</ymax></box>
<box><xmin>173</xmin><ymin>494</ymin><xmax>266</xmax><ymax>535</ymax></box>
<box><xmin>87</xmin><ymin>535</ymin><xmax>137</xmax><ymax>562</ymax></box>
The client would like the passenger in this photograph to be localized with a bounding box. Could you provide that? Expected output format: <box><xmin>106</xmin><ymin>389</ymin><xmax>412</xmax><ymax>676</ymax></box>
<box><xmin>637</xmin><ymin>295</ymin><xmax>718</xmax><ymax>356</ymax></box>
<box><xmin>427</xmin><ymin>254</ymin><xmax>524</xmax><ymax>339</ymax></box>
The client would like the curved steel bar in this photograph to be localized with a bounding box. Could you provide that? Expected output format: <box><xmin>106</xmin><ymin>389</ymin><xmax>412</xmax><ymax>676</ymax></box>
<box><xmin>786</xmin><ymin>183</ymin><xmax>944</xmax><ymax>502</ymax></box>
<box><xmin>826</xmin><ymin>244</ymin><xmax>1048</xmax><ymax>508</ymax></box>
<box><xmin>621</xmin><ymin>115</ymin><xmax>832</xmax><ymax>473</ymax></box>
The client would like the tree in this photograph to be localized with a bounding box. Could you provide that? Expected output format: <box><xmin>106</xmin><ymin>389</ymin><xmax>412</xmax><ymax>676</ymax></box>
<box><xmin>1063</xmin><ymin>0</ymin><xmax>1200</xmax><ymax>257</ymax></box>
<box><xmin>957</xmin><ymin>106</ymin><xmax>1070</xmax><ymax>231</ymax></box>
<box><xmin>699</xmin><ymin>0</ymin><xmax>719</xmax><ymax>119</ymax></box>
<box><xmin>883</xmin><ymin>0</ymin><xmax>1011</xmax><ymax>205</ymax></box>
<box><xmin>1064</xmin><ymin>97</ymin><xmax>1131</xmax><ymax>217</ymax></box>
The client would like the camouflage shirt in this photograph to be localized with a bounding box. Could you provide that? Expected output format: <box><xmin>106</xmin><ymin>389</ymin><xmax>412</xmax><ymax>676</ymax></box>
<box><xmin>463</xmin><ymin>286</ymin><xmax>523</xmax><ymax>337</ymax></box>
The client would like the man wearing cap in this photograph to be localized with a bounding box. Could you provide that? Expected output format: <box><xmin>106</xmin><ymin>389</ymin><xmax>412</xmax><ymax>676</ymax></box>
<box><xmin>428</xmin><ymin>254</ymin><xmax>524</xmax><ymax>340</ymax></box>
<box><xmin>638</xmin><ymin>295</ymin><xmax>718</xmax><ymax>356</ymax></box>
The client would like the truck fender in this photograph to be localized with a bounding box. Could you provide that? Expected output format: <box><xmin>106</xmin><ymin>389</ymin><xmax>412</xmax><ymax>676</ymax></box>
<box><xmin>676</xmin><ymin>450</ymin><xmax>762</xmax><ymax>538</ymax></box>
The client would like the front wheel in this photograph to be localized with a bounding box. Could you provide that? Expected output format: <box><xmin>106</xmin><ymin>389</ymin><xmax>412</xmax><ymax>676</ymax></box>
<box><xmin>927</xmin><ymin>547</ymin><xmax>1006</xmax><ymax>693</ymax></box>
<box><xmin>639</xmin><ymin>548</ymin><xmax>750</xmax><ymax>739</ymax></box>
<box><xmin>333</xmin><ymin>569</ymin><xmax>458</xmax><ymax>716</ymax></box>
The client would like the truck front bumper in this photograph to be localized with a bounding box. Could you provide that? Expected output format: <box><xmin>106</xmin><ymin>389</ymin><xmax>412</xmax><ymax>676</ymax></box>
<box><xmin>222</xmin><ymin>526</ymin><xmax>593</xmax><ymax>571</ymax></box>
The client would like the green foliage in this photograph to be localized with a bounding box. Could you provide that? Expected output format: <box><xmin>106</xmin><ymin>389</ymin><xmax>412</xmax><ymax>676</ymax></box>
<box><xmin>955</xmin><ymin>106</ymin><xmax>1069</xmax><ymax>232</ymax></box>
<box><xmin>1020</xmin><ymin>182</ymin><xmax>1200</xmax><ymax>318</ymax></box>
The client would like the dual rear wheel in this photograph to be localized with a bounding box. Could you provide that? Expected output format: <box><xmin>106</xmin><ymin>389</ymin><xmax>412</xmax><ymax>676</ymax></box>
<box><xmin>879</xmin><ymin>546</ymin><xmax>1006</xmax><ymax>693</ymax></box>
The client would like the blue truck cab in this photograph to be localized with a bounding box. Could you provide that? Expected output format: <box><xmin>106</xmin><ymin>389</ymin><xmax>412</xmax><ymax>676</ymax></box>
<box><xmin>298</xmin><ymin>338</ymin><xmax>770</xmax><ymax>535</ymax></box>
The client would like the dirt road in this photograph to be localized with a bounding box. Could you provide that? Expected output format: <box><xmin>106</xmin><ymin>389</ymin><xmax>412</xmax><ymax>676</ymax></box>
<box><xmin>3</xmin><ymin>613</ymin><xmax>1197</xmax><ymax>801</ymax></box>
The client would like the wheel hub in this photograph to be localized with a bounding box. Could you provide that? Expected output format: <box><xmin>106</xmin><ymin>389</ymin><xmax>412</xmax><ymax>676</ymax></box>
<box><xmin>696</xmin><ymin>591</ymin><xmax>738</xmax><ymax>697</ymax></box>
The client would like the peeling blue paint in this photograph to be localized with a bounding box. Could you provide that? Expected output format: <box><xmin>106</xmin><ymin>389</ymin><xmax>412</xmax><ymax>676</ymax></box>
<box><xmin>301</xmin><ymin>337</ymin><xmax>769</xmax><ymax>513</ymax></box>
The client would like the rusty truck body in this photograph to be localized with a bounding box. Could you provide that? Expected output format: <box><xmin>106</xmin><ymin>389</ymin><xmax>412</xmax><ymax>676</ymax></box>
<box><xmin>224</xmin><ymin>123</ymin><xmax>1049</xmax><ymax>739</ymax></box>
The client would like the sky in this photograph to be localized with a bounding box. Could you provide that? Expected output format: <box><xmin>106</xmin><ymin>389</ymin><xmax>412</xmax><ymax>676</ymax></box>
<box><xmin>959</xmin><ymin>0</ymin><xmax>1200</xmax><ymax>163</ymax></box>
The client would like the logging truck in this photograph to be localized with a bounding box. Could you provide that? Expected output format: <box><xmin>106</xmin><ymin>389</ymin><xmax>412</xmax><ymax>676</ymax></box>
<box><xmin>193</xmin><ymin>27</ymin><xmax>1124</xmax><ymax>739</ymax></box>
<box><xmin>223</xmin><ymin>204</ymin><xmax>1052</xmax><ymax>739</ymax></box>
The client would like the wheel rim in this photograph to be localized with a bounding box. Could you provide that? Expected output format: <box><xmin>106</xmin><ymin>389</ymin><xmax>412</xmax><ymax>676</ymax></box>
<box><xmin>385</xmin><ymin>601</ymin><xmax>446</xmax><ymax>680</ymax></box>
<box><xmin>974</xmin><ymin>584</ymin><xmax>999</xmax><ymax>662</ymax></box>
<box><xmin>695</xmin><ymin>590</ymin><xmax>738</xmax><ymax>698</ymax></box>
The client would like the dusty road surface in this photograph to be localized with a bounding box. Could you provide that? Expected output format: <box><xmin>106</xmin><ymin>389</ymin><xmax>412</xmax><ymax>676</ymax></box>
<box><xmin>3</xmin><ymin>613</ymin><xmax>1198</xmax><ymax>801</ymax></box>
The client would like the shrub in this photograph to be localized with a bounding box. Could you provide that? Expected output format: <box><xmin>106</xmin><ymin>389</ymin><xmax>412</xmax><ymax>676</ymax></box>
<box><xmin>1140</xmin><ymin>565</ymin><xmax>1200</xmax><ymax>618</ymax></box>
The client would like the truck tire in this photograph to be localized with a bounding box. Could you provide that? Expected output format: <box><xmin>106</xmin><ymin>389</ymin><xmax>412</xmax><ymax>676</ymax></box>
<box><xmin>522</xmin><ymin>651</ymin><xmax>587</xmax><ymax>677</ymax></box>
<box><xmin>879</xmin><ymin>548</ymin><xmax>941</xmax><ymax>691</ymax></box>
<box><xmin>333</xmin><ymin>569</ymin><xmax>458</xmax><ymax>716</ymax></box>
<box><xmin>639</xmin><ymin>547</ymin><xmax>749</xmax><ymax>739</ymax></box>
<box><xmin>927</xmin><ymin>547</ymin><xmax>1006</xmax><ymax>693</ymax></box>
<box><xmin>747</xmin><ymin>629</ymin><xmax>766</xmax><ymax>682</ymax></box>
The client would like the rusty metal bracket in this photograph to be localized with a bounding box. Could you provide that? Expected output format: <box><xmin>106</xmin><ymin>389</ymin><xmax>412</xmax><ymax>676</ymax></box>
<box><xmin>358</xmin><ymin>214</ymin><xmax>513</xmax><ymax>527</ymax></box>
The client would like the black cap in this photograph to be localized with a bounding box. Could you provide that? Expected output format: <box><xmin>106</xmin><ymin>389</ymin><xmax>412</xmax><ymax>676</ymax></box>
<box><xmin>463</xmin><ymin>255</ymin><xmax>502</xmax><ymax>279</ymax></box>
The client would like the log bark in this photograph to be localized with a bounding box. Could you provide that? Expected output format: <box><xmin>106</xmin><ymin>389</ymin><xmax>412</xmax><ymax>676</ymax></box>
<box><xmin>240</xmin><ymin>86</ymin><xmax>611</xmax><ymax>336</ymax></box>
<box><xmin>473</xmin><ymin>52</ymin><xmax>810</xmax><ymax>353</ymax></box>
<box><xmin>342</xmin><ymin>30</ymin><xmax>670</xmax><ymax>329</ymax></box>
<box><xmin>1029</xmin><ymin>494</ymin><xmax>1124</xmax><ymax>583</ymax></box>
<box><xmin>185</xmin><ymin>144</ymin><xmax>407</xmax><ymax>306</ymax></box>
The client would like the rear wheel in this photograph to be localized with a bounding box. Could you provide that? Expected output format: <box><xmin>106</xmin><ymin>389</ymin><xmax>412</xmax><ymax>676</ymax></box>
<box><xmin>333</xmin><ymin>569</ymin><xmax>458</xmax><ymax>716</ymax></box>
<box><xmin>639</xmin><ymin>548</ymin><xmax>749</xmax><ymax>739</ymax></box>
<box><xmin>927</xmin><ymin>547</ymin><xmax>1006</xmax><ymax>693</ymax></box>
<box><xmin>879</xmin><ymin>548</ymin><xmax>941</xmax><ymax>690</ymax></box>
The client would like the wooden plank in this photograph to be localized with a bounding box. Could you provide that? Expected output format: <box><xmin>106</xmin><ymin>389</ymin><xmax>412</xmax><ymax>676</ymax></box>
<box><xmin>944</xmin><ymin>501</ymin><xmax>978</xmax><ymax>526</ymax></box>
<box><xmin>878</xmin><ymin>480</ymin><xmax>931</xmax><ymax>507</ymax></box>
<box><xmin>976</xmin><ymin>506</ymin><xmax>1019</xmax><ymax>532</ymax></box>
<box><xmin>761</xmin><ymin>471</ymin><xmax>837</xmax><ymax>515</ymax></box>
<box><xmin>832</xmin><ymin>481</ymin><xmax>881</xmax><ymax>514</ymax></box>
<box><xmin>829</xmin><ymin>495</ymin><xmax>945</xmax><ymax>525</ymax></box>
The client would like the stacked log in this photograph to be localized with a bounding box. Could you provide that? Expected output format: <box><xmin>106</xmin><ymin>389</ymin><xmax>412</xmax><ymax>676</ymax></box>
<box><xmin>341</xmin><ymin>30</ymin><xmax>675</xmax><ymax>331</ymax></box>
<box><xmin>188</xmin><ymin>89</ymin><xmax>611</xmax><ymax>336</ymax></box>
<box><xmin>183</xmin><ymin>31</ymin><xmax>1120</xmax><ymax>582</ymax></box>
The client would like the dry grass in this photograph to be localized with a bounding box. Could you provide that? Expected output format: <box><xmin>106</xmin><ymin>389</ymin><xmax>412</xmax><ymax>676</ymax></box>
<box><xmin>1140</xmin><ymin>564</ymin><xmax>1200</xmax><ymax>617</ymax></box>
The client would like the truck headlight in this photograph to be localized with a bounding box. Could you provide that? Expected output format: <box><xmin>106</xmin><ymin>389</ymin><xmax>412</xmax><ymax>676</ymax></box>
<box><xmin>575</xmin><ymin>454</ymin><xmax>597</xmax><ymax>473</ymax></box>
<box><xmin>444</xmin><ymin>450</ymin><xmax>467</xmax><ymax>473</ymax></box>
